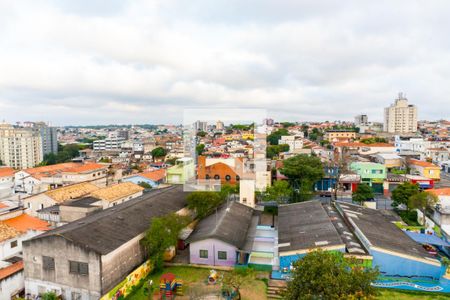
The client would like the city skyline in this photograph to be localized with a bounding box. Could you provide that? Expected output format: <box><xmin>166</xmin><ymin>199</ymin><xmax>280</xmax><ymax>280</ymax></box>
<box><xmin>1</xmin><ymin>1</ymin><xmax>450</xmax><ymax>125</ymax></box>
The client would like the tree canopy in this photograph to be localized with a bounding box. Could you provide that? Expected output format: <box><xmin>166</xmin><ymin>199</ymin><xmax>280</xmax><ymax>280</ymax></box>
<box><xmin>391</xmin><ymin>182</ymin><xmax>420</xmax><ymax>209</ymax></box>
<box><xmin>222</xmin><ymin>268</ymin><xmax>255</xmax><ymax>300</ymax></box>
<box><xmin>284</xmin><ymin>250</ymin><xmax>379</xmax><ymax>300</ymax></box>
<box><xmin>196</xmin><ymin>144</ymin><xmax>206</xmax><ymax>156</ymax></box>
<box><xmin>151</xmin><ymin>147</ymin><xmax>167</xmax><ymax>160</ymax></box>
<box><xmin>408</xmin><ymin>191</ymin><xmax>438</xmax><ymax>212</ymax></box>
<box><xmin>266</xmin><ymin>144</ymin><xmax>289</xmax><ymax>159</ymax></box>
<box><xmin>352</xmin><ymin>183</ymin><xmax>374</xmax><ymax>203</ymax></box>
<box><xmin>40</xmin><ymin>144</ymin><xmax>82</xmax><ymax>166</ymax></box>
<box><xmin>187</xmin><ymin>191</ymin><xmax>224</xmax><ymax>219</ymax></box>
<box><xmin>262</xmin><ymin>180</ymin><xmax>293</xmax><ymax>204</ymax></box>
<box><xmin>280</xmin><ymin>154</ymin><xmax>324</xmax><ymax>202</ymax></box>
<box><xmin>141</xmin><ymin>213</ymin><xmax>191</xmax><ymax>271</ymax></box>
<box><xmin>266</xmin><ymin>128</ymin><xmax>289</xmax><ymax>145</ymax></box>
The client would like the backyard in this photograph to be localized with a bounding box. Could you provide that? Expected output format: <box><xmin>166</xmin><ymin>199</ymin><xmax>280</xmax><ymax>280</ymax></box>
<box><xmin>125</xmin><ymin>266</ymin><xmax>268</xmax><ymax>300</ymax></box>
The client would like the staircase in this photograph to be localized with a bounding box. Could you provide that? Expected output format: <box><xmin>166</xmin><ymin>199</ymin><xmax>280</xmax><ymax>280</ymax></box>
<box><xmin>267</xmin><ymin>279</ymin><xmax>287</xmax><ymax>299</ymax></box>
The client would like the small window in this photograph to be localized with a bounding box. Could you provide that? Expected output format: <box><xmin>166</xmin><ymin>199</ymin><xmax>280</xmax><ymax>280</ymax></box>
<box><xmin>69</xmin><ymin>261</ymin><xmax>89</xmax><ymax>275</ymax></box>
<box><xmin>10</xmin><ymin>240</ymin><xmax>18</xmax><ymax>248</ymax></box>
<box><xmin>27</xmin><ymin>202</ymin><xmax>31</xmax><ymax>209</ymax></box>
<box><xmin>218</xmin><ymin>251</ymin><xmax>227</xmax><ymax>260</ymax></box>
<box><xmin>225</xmin><ymin>175</ymin><xmax>231</xmax><ymax>182</ymax></box>
<box><xmin>43</xmin><ymin>256</ymin><xmax>55</xmax><ymax>270</ymax></box>
<box><xmin>205</xmin><ymin>174</ymin><xmax>210</xmax><ymax>180</ymax></box>
<box><xmin>214</xmin><ymin>175</ymin><xmax>220</xmax><ymax>180</ymax></box>
<box><xmin>236</xmin><ymin>175</ymin><xmax>240</xmax><ymax>181</ymax></box>
<box><xmin>39</xmin><ymin>204</ymin><xmax>44</xmax><ymax>210</ymax></box>
<box><xmin>199</xmin><ymin>249</ymin><xmax>208</xmax><ymax>259</ymax></box>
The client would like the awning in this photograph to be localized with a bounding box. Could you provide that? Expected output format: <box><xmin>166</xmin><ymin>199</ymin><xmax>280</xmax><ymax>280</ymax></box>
<box><xmin>404</xmin><ymin>231</ymin><xmax>450</xmax><ymax>247</ymax></box>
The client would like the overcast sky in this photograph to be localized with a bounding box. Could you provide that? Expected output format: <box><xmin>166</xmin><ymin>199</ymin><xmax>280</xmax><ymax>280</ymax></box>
<box><xmin>0</xmin><ymin>0</ymin><xmax>449</xmax><ymax>125</ymax></box>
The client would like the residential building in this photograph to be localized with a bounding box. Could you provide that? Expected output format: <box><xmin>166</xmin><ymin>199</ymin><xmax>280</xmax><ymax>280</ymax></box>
<box><xmin>93</xmin><ymin>137</ymin><xmax>125</xmax><ymax>151</ymax></box>
<box><xmin>349</xmin><ymin>162</ymin><xmax>386</xmax><ymax>194</ymax></box>
<box><xmin>278</xmin><ymin>135</ymin><xmax>304</xmax><ymax>153</ymax></box>
<box><xmin>408</xmin><ymin>159</ymin><xmax>441</xmax><ymax>181</ymax></box>
<box><xmin>89</xmin><ymin>182</ymin><xmax>144</xmax><ymax>208</ymax></box>
<box><xmin>373</xmin><ymin>153</ymin><xmax>403</xmax><ymax>171</ymax></box>
<box><xmin>187</xmin><ymin>201</ymin><xmax>254</xmax><ymax>267</ymax></box>
<box><xmin>0</xmin><ymin>167</ymin><xmax>15</xmax><ymax>199</ymax></box>
<box><xmin>193</xmin><ymin>121</ymin><xmax>207</xmax><ymax>133</ymax></box>
<box><xmin>197</xmin><ymin>156</ymin><xmax>243</xmax><ymax>185</ymax></box>
<box><xmin>324</xmin><ymin>130</ymin><xmax>356</xmax><ymax>142</ymax></box>
<box><xmin>23</xmin><ymin>186</ymin><xmax>188</xmax><ymax>300</ymax></box>
<box><xmin>216</xmin><ymin>120</ymin><xmax>224</xmax><ymax>131</ymax></box>
<box><xmin>355</xmin><ymin>114</ymin><xmax>369</xmax><ymax>127</ymax></box>
<box><xmin>14</xmin><ymin>162</ymin><xmax>108</xmax><ymax>195</ymax></box>
<box><xmin>27</xmin><ymin>122</ymin><xmax>58</xmax><ymax>156</ymax></box>
<box><xmin>384</xmin><ymin>93</ymin><xmax>418</xmax><ymax>133</ymax></box>
<box><xmin>425</xmin><ymin>148</ymin><xmax>450</xmax><ymax>165</ymax></box>
<box><xmin>167</xmin><ymin>158</ymin><xmax>195</xmax><ymax>184</ymax></box>
<box><xmin>0</xmin><ymin>123</ymin><xmax>43</xmax><ymax>169</ymax></box>
<box><xmin>122</xmin><ymin>169</ymin><xmax>166</xmax><ymax>188</ymax></box>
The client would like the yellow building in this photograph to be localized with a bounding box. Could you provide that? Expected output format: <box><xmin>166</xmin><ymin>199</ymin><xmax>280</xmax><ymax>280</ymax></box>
<box><xmin>408</xmin><ymin>159</ymin><xmax>440</xmax><ymax>180</ymax></box>
<box><xmin>324</xmin><ymin>130</ymin><xmax>356</xmax><ymax>142</ymax></box>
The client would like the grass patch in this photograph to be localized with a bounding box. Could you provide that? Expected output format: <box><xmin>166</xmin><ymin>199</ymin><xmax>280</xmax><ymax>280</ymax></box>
<box><xmin>377</xmin><ymin>289</ymin><xmax>450</xmax><ymax>299</ymax></box>
<box><xmin>394</xmin><ymin>221</ymin><xmax>424</xmax><ymax>232</ymax></box>
<box><xmin>125</xmin><ymin>266</ymin><xmax>268</xmax><ymax>300</ymax></box>
<box><xmin>396</xmin><ymin>210</ymin><xmax>422</xmax><ymax>226</ymax></box>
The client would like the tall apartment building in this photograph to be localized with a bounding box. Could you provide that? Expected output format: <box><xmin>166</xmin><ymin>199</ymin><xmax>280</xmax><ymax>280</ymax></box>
<box><xmin>25</xmin><ymin>122</ymin><xmax>58</xmax><ymax>155</ymax></box>
<box><xmin>193</xmin><ymin>120</ymin><xmax>207</xmax><ymax>132</ymax></box>
<box><xmin>216</xmin><ymin>120</ymin><xmax>224</xmax><ymax>131</ymax></box>
<box><xmin>384</xmin><ymin>93</ymin><xmax>418</xmax><ymax>133</ymax></box>
<box><xmin>354</xmin><ymin>114</ymin><xmax>368</xmax><ymax>126</ymax></box>
<box><xmin>0</xmin><ymin>124</ymin><xmax>43</xmax><ymax>169</ymax></box>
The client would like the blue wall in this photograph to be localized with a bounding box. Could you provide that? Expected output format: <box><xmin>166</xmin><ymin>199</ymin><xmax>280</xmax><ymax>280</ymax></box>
<box><xmin>123</xmin><ymin>176</ymin><xmax>158</xmax><ymax>187</ymax></box>
<box><xmin>280</xmin><ymin>247</ymin><xmax>346</xmax><ymax>270</ymax></box>
<box><xmin>372</xmin><ymin>249</ymin><xmax>441</xmax><ymax>280</ymax></box>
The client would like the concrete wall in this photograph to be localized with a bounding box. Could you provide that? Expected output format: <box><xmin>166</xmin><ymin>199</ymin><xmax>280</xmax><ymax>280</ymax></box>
<box><xmin>23</xmin><ymin>193</ymin><xmax>55</xmax><ymax>216</ymax></box>
<box><xmin>100</xmin><ymin>234</ymin><xmax>146</xmax><ymax>295</ymax></box>
<box><xmin>59</xmin><ymin>205</ymin><xmax>102</xmax><ymax>223</ymax></box>
<box><xmin>190</xmin><ymin>238</ymin><xmax>237</xmax><ymax>267</ymax></box>
<box><xmin>23</xmin><ymin>236</ymin><xmax>102</xmax><ymax>300</ymax></box>
<box><xmin>371</xmin><ymin>249</ymin><xmax>441</xmax><ymax>280</ymax></box>
<box><xmin>0</xmin><ymin>269</ymin><xmax>23</xmax><ymax>300</ymax></box>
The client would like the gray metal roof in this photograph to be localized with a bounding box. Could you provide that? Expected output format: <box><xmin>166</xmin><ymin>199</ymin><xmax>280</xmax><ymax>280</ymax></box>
<box><xmin>28</xmin><ymin>186</ymin><xmax>188</xmax><ymax>255</ymax></box>
<box><xmin>336</xmin><ymin>201</ymin><xmax>435</xmax><ymax>260</ymax></box>
<box><xmin>278</xmin><ymin>201</ymin><xmax>344</xmax><ymax>253</ymax></box>
<box><xmin>187</xmin><ymin>201</ymin><xmax>254</xmax><ymax>249</ymax></box>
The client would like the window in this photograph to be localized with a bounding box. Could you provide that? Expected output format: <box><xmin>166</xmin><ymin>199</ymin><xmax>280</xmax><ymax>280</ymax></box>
<box><xmin>218</xmin><ymin>251</ymin><xmax>227</xmax><ymax>260</ymax></box>
<box><xmin>10</xmin><ymin>240</ymin><xmax>18</xmax><ymax>248</ymax></box>
<box><xmin>27</xmin><ymin>202</ymin><xmax>31</xmax><ymax>209</ymax></box>
<box><xmin>39</xmin><ymin>204</ymin><xmax>44</xmax><ymax>210</ymax></box>
<box><xmin>205</xmin><ymin>174</ymin><xmax>210</xmax><ymax>179</ymax></box>
<box><xmin>43</xmin><ymin>256</ymin><xmax>55</xmax><ymax>270</ymax></box>
<box><xmin>214</xmin><ymin>175</ymin><xmax>220</xmax><ymax>180</ymax></box>
<box><xmin>69</xmin><ymin>261</ymin><xmax>89</xmax><ymax>275</ymax></box>
<box><xmin>225</xmin><ymin>175</ymin><xmax>231</xmax><ymax>182</ymax></box>
<box><xmin>236</xmin><ymin>175</ymin><xmax>240</xmax><ymax>181</ymax></box>
<box><xmin>199</xmin><ymin>250</ymin><xmax>208</xmax><ymax>259</ymax></box>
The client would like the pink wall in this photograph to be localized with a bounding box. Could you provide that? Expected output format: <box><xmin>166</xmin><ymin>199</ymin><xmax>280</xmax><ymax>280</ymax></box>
<box><xmin>189</xmin><ymin>238</ymin><xmax>237</xmax><ymax>266</ymax></box>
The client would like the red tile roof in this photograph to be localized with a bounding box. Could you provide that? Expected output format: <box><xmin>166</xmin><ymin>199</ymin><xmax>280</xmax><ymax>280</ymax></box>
<box><xmin>409</xmin><ymin>159</ymin><xmax>439</xmax><ymax>168</ymax></box>
<box><xmin>0</xmin><ymin>167</ymin><xmax>14</xmax><ymax>178</ymax></box>
<box><xmin>0</xmin><ymin>261</ymin><xmax>23</xmax><ymax>280</ymax></box>
<box><xmin>139</xmin><ymin>169</ymin><xmax>166</xmax><ymax>182</ymax></box>
<box><xmin>63</xmin><ymin>163</ymin><xmax>106</xmax><ymax>173</ymax></box>
<box><xmin>3</xmin><ymin>213</ymin><xmax>51</xmax><ymax>232</ymax></box>
<box><xmin>428</xmin><ymin>188</ymin><xmax>450</xmax><ymax>197</ymax></box>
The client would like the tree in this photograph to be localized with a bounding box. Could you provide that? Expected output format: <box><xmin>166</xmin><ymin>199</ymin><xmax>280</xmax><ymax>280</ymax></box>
<box><xmin>138</xmin><ymin>182</ymin><xmax>152</xmax><ymax>189</ymax></box>
<box><xmin>222</xmin><ymin>268</ymin><xmax>255</xmax><ymax>300</ymax></box>
<box><xmin>41</xmin><ymin>292</ymin><xmax>58</xmax><ymax>300</ymax></box>
<box><xmin>263</xmin><ymin>180</ymin><xmax>293</xmax><ymax>204</ymax></box>
<box><xmin>352</xmin><ymin>183</ymin><xmax>374</xmax><ymax>204</ymax></box>
<box><xmin>280</xmin><ymin>154</ymin><xmax>324</xmax><ymax>202</ymax></box>
<box><xmin>197</xmin><ymin>131</ymin><xmax>207</xmax><ymax>137</ymax></box>
<box><xmin>196</xmin><ymin>144</ymin><xmax>206</xmax><ymax>156</ymax></box>
<box><xmin>141</xmin><ymin>213</ymin><xmax>191</xmax><ymax>271</ymax></box>
<box><xmin>284</xmin><ymin>250</ymin><xmax>379</xmax><ymax>300</ymax></box>
<box><xmin>408</xmin><ymin>192</ymin><xmax>438</xmax><ymax>212</ymax></box>
<box><xmin>187</xmin><ymin>191</ymin><xmax>224</xmax><ymax>219</ymax></box>
<box><xmin>391</xmin><ymin>182</ymin><xmax>420</xmax><ymax>209</ymax></box>
<box><xmin>151</xmin><ymin>147</ymin><xmax>167</xmax><ymax>161</ymax></box>
<box><xmin>266</xmin><ymin>128</ymin><xmax>289</xmax><ymax>145</ymax></box>
<box><xmin>266</xmin><ymin>144</ymin><xmax>290</xmax><ymax>159</ymax></box>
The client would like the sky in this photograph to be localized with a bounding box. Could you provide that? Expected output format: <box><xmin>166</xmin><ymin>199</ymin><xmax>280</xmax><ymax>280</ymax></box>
<box><xmin>0</xmin><ymin>0</ymin><xmax>449</xmax><ymax>126</ymax></box>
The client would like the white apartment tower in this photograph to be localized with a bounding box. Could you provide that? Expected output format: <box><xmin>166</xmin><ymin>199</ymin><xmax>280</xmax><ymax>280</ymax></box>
<box><xmin>0</xmin><ymin>123</ymin><xmax>43</xmax><ymax>169</ymax></box>
<box><xmin>384</xmin><ymin>93</ymin><xmax>418</xmax><ymax>133</ymax></box>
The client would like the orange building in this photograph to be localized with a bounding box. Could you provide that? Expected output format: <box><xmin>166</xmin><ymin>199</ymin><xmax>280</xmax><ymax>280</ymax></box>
<box><xmin>197</xmin><ymin>156</ymin><xmax>243</xmax><ymax>185</ymax></box>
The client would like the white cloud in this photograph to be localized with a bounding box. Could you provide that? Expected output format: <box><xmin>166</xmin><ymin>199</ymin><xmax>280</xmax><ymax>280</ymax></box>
<box><xmin>0</xmin><ymin>0</ymin><xmax>449</xmax><ymax>125</ymax></box>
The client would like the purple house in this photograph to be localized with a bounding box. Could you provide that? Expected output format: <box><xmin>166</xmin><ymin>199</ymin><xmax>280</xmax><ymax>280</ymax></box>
<box><xmin>187</xmin><ymin>201</ymin><xmax>254</xmax><ymax>267</ymax></box>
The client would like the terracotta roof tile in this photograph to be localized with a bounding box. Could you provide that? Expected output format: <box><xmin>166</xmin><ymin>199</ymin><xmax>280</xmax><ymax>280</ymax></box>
<box><xmin>0</xmin><ymin>167</ymin><xmax>14</xmax><ymax>178</ymax></box>
<box><xmin>139</xmin><ymin>169</ymin><xmax>166</xmax><ymax>182</ymax></box>
<box><xmin>3</xmin><ymin>214</ymin><xmax>51</xmax><ymax>232</ymax></box>
<box><xmin>62</xmin><ymin>163</ymin><xmax>107</xmax><ymax>173</ymax></box>
<box><xmin>428</xmin><ymin>188</ymin><xmax>450</xmax><ymax>197</ymax></box>
<box><xmin>0</xmin><ymin>261</ymin><xmax>23</xmax><ymax>280</ymax></box>
<box><xmin>45</xmin><ymin>182</ymin><xmax>100</xmax><ymax>203</ymax></box>
<box><xmin>90</xmin><ymin>182</ymin><xmax>144</xmax><ymax>202</ymax></box>
<box><xmin>409</xmin><ymin>159</ymin><xmax>439</xmax><ymax>168</ymax></box>
<box><xmin>0</xmin><ymin>222</ymin><xmax>21</xmax><ymax>242</ymax></box>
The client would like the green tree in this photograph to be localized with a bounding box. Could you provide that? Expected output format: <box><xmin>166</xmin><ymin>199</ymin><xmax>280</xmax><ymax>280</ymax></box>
<box><xmin>138</xmin><ymin>182</ymin><xmax>152</xmax><ymax>189</ymax></box>
<box><xmin>222</xmin><ymin>268</ymin><xmax>255</xmax><ymax>300</ymax></box>
<box><xmin>267</xmin><ymin>128</ymin><xmax>289</xmax><ymax>145</ymax></box>
<box><xmin>41</xmin><ymin>292</ymin><xmax>58</xmax><ymax>300</ymax></box>
<box><xmin>141</xmin><ymin>213</ymin><xmax>191</xmax><ymax>271</ymax></box>
<box><xmin>352</xmin><ymin>183</ymin><xmax>374</xmax><ymax>204</ymax></box>
<box><xmin>187</xmin><ymin>191</ymin><xmax>224</xmax><ymax>219</ymax></box>
<box><xmin>284</xmin><ymin>250</ymin><xmax>379</xmax><ymax>300</ymax></box>
<box><xmin>151</xmin><ymin>147</ymin><xmax>167</xmax><ymax>161</ymax></box>
<box><xmin>196</xmin><ymin>144</ymin><xmax>206</xmax><ymax>156</ymax></box>
<box><xmin>263</xmin><ymin>180</ymin><xmax>293</xmax><ymax>204</ymax></box>
<box><xmin>280</xmin><ymin>154</ymin><xmax>324</xmax><ymax>202</ymax></box>
<box><xmin>197</xmin><ymin>131</ymin><xmax>207</xmax><ymax>137</ymax></box>
<box><xmin>266</xmin><ymin>144</ymin><xmax>290</xmax><ymax>159</ymax></box>
<box><xmin>408</xmin><ymin>191</ymin><xmax>438</xmax><ymax>212</ymax></box>
<box><xmin>391</xmin><ymin>182</ymin><xmax>420</xmax><ymax>209</ymax></box>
